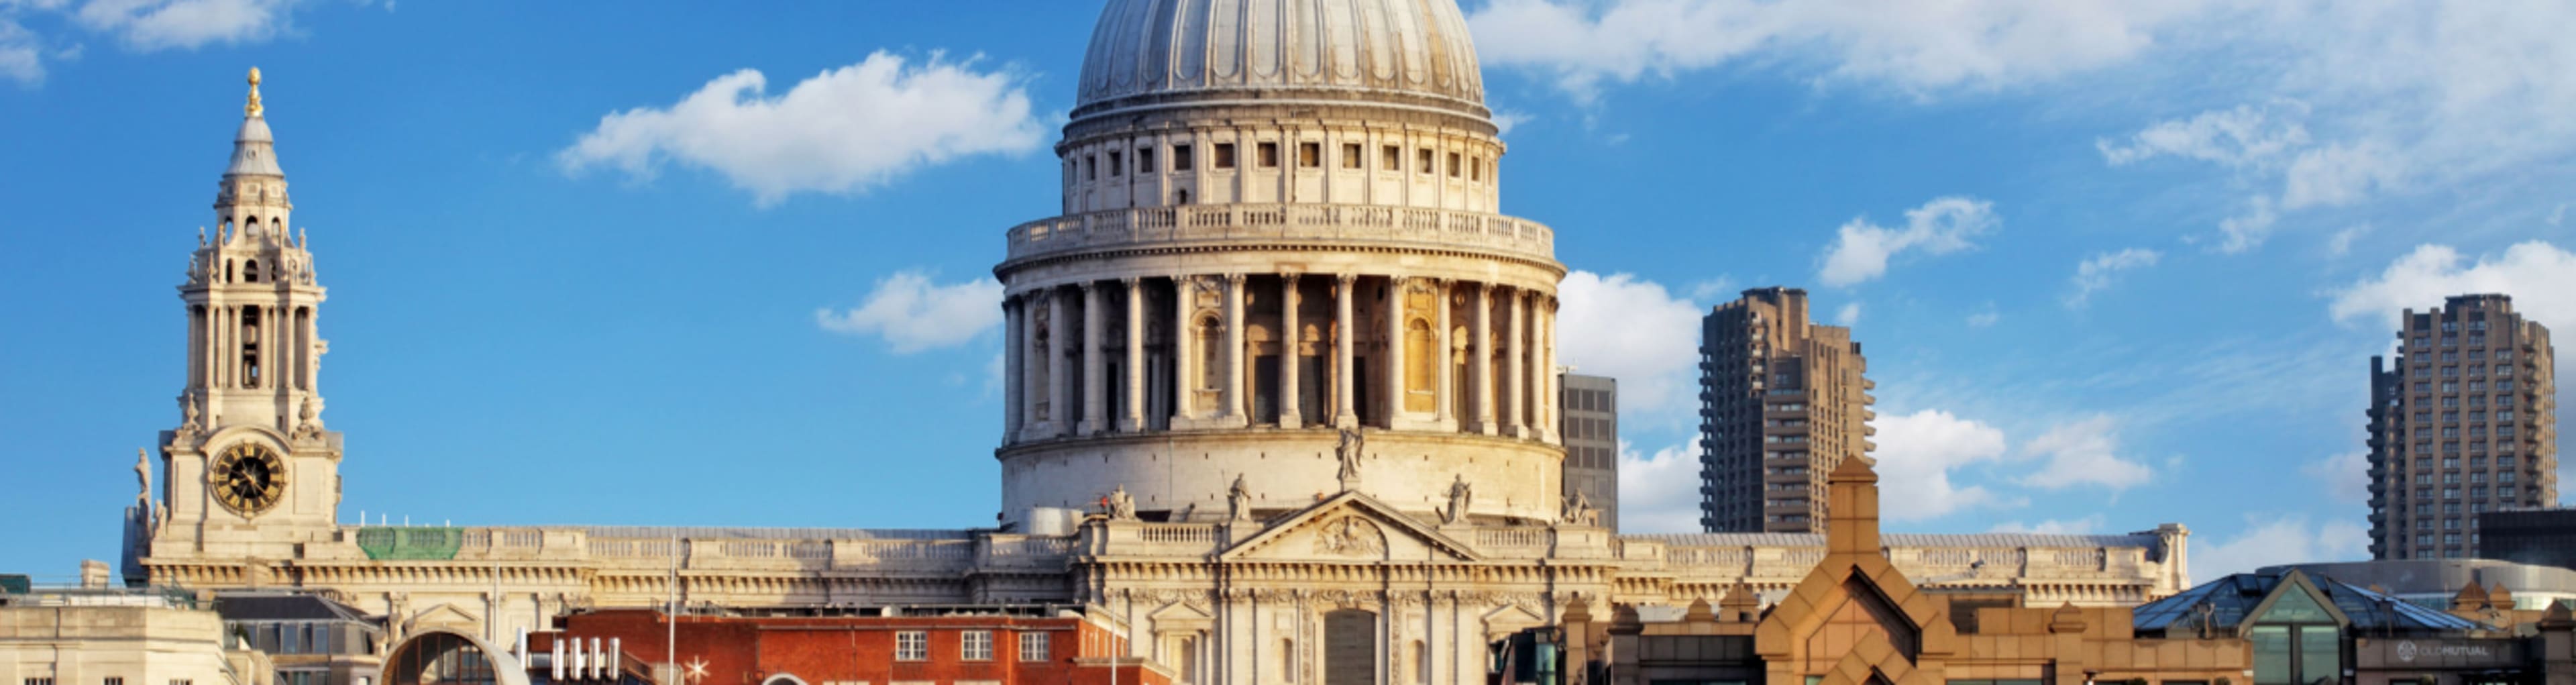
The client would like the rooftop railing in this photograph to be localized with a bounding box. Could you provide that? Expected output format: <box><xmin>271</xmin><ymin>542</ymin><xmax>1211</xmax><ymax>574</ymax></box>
<box><xmin>1004</xmin><ymin>203</ymin><xmax>1555</xmax><ymax>263</ymax></box>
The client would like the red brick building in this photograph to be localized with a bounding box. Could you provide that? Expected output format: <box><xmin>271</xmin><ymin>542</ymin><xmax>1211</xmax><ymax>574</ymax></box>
<box><xmin>527</xmin><ymin>607</ymin><xmax>1169</xmax><ymax>685</ymax></box>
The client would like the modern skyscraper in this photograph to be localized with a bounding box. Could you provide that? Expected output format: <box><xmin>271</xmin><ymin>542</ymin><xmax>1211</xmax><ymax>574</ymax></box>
<box><xmin>1560</xmin><ymin>373</ymin><xmax>1619</xmax><ymax>531</ymax></box>
<box><xmin>2367</xmin><ymin>293</ymin><xmax>2558</xmax><ymax>560</ymax></box>
<box><xmin>1697</xmin><ymin>287</ymin><xmax>1874</xmax><ymax>533</ymax></box>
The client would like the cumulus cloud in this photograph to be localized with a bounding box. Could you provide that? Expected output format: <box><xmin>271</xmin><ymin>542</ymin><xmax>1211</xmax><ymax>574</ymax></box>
<box><xmin>2097</xmin><ymin>101</ymin><xmax>2310</xmax><ymax>168</ymax></box>
<box><xmin>560</xmin><ymin>52</ymin><xmax>1044</xmax><ymax>205</ymax></box>
<box><xmin>1873</xmin><ymin>409</ymin><xmax>2010</xmax><ymax>521</ymax></box>
<box><xmin>2325</xmin><ymin>225</ymin><xmax>2369</xmax><ymax>258</ymax></box>
<box><xmin>1556</xmin><ymin>270</ymin><xmax>1704</xmax><ymax>424</ymax></box>
<box><xmin>2301</xmin><ymin>450</ymin><xmax>2368</xmax><ymax>505</ymax></box>
<box><xmin>814</xmin><ymin>270</ymin><xmax>1003</xmax><ymax>354</ymax></box>
<box><xmin>1466</xmin><ymin>0</ymin><xmax>2216</xmax><ymax>100</ymax></box>
<box><xmin>2017</xmin><ymin>414</ymin><xmax>2152</xmax><ymax>490</ymax></box>
<box><xmin>1833</xmin><ymin>301</ymin><xmax>1860</xmax><ymax>327</ymax></box>
<box><xmin>0</xmin><ymin>16</ymin><xmax>38</xmax><ymax>85</ymax></box>
<box><xmin>1966</xmin><ymin>302</ymin><xmax>2000</xmax><ymax>328</ymax></box>
<box><xmin>2191</xmin><ymin>514</ymin><xmax>2369</xmax><ymax>580</ymax></box>
<box><xmin>76</xmin><ymin>0</ymin><xmax>297</xmax><ymax>50</ymax></box>
<box><xmin>1990</xmin><ymin>515</ymin><xmax>2105</xmax><ymax>535</ymax></box>
<box><xmin>2064</xmin><ymin>248</ymin><xmax>2160</xmax><ymax>307</ymax></box>
<box><xmin>2327</xmin><ymin>241</ymin><xmax>2576</xmax><ymax>332</ymax></box>
<box><xmin>1817</xmin><ymin>196</ymin><xmax>1998</xmax><ymax>286</ymax></box>
<box><xmin>1614</xmin><ymin>440</ymin><xmax>1701</xmax><ymax>533</ymax></box>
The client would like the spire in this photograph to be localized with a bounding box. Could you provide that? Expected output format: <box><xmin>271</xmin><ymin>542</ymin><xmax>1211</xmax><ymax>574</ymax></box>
<box><xmin>227</xmin><ymin>66</ymin><xmax>284</xmax><ymax>179</ymax></box>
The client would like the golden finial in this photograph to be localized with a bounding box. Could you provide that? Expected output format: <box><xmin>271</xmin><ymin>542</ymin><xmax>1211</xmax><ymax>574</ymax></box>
<box><xmin>245</xmin><ymin>66</ymin><xmax>264</xmax><ymax>117</ymax></box>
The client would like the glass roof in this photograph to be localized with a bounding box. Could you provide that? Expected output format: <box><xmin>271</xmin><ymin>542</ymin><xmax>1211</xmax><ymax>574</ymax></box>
<box><xmin>2133</xmin><ymin>572</ymin><xmax>2490</xmax><ymax>633</ymax></box>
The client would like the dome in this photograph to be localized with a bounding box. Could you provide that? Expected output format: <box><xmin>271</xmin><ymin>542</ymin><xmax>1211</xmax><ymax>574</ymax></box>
<box><xmin>1075</xmin><ymin>0</ymin><xmax>1487</xmax><ymax>121</ymax></box>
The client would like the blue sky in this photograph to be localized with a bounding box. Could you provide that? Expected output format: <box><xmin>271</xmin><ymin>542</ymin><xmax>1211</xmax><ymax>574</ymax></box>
<box><xmin>2</xmin><ymin>0</ymin><xmax>2571</xmax><ymax>584</ymax></box>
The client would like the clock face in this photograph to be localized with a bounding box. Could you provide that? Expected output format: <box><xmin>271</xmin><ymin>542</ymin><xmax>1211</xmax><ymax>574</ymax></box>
<box><xmin>211</xmin><ymin>441</ymin><xmax>287</xmax><ymax>515</ymax></box>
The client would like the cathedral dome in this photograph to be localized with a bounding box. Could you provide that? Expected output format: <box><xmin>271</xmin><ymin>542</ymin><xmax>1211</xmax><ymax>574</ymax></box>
<box><xmin>1073</xmin><ymin>0</ymin><xmax>1488</xmax><ymax>121</ymax></box>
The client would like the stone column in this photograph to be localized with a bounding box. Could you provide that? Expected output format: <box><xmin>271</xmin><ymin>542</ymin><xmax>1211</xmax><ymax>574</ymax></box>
<box><xmin>1540</xmin><ymin>297</ymin><xmax>1558</xmax><ymax>443</ymax></box>
<box><xmin>1384</xmin><ymin>275</ymin><xmax>1407</xmax><ymax>427</ymax></box>
<box><xmin>1506</xmin><ymin>288</ymin><xmax>1527</xmax><ymax>437</ymax></box>
<box><xmin>1434</xmin><ymin>279</ymin><xmax>1454</xmax><ymax>428</ymax></box>
<box><xmin>1022</xmin><ymin>293</ymin><xmax>1049</xmax><ymax>439</ymax></box>
<box><xmin>1122</xmin><ymin>278</ymin><xmax>1146</xmax><ymax>433</ymax></box>
<box><xmin>1172</xmin><ymin>276</ymin><xmax>1195</xmax><ymax>424</ymax></box>
<box><xmin>1081</xmin><ymin>282</ymin><xmax>1107</xmax><ymax>435</ymax></box>
<box><xmin>1471</xmin><ymin>285</ymin><xmax>1495</xmax><ymax>434</ymax></box>
<box><xmin>1047</xmin><ymin>291</ymin><xmax>1071</xmax><ymax>438</ymax></box>
<box><xmin>1279</xmin><ymin>274</ymin><xmax>1302</xmax><ymax>429</ymax></box>
<box><xmin>1223</xmin><ymin>273</ymin><xmax>1248</xmax><ymax>425</ymax></box>
<box><xmin>1333</xmin><ymin>274</ymin><xmax>1357</xmax><ymax>428</ymax></box>
<box><xmin>1003</xmin><ymin>295</ymin><xmax>1023</xmax><ymax>441</ymax></box>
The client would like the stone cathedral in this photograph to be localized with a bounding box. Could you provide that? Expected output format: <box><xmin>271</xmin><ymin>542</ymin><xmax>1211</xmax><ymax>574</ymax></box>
<box><xmin>121</xmin><ymin>3</ymin><xmax>2196</xmax><ymax>685</ymax></box>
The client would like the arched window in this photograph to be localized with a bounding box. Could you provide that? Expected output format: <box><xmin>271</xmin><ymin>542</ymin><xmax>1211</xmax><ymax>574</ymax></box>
<box><xmin>1196</xmin><ymin>314</ymin><xmax>1222</xmax><ymax>394</ymax></box>
<box><xmin>1405</xmin><ymin>318</ymin><xmax>1434</xmax><ymax>392</ymax></box>
<box><xmin>244</xmin><ymin>260</ymin><xmax>261</xmax><ymax>283</ymax></box>
<box><xmin>1280</xmin><ymin>638</ymin><xmax>1295</xmax><ymax>682</ymax></box>
<box><xmin>385</xmin><ymin>631</ymin><xmax>506</xmax><ymax>685</ymax></box>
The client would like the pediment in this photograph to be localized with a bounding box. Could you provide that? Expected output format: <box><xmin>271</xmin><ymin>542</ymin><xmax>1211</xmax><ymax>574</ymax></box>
<box><xmin>1219</xmin><ymin>492</ymin><xmax>1481</xmax><ymax>563</ymax></box>
<box><xmin>1481</xmin><ymin>603</ymin><xmax>1546</xmax><ymax>636</ymax></box>
<box><xmin>402</xmin><ymin>602</ymin><xmax>483</xmax><ymax>633</ymax></box>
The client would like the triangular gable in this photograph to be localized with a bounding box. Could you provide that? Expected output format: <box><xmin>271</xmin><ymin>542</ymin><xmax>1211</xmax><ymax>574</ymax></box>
<box><xmin>1148</xmin><ymin>600</ymin><xmax>1214</xmax><ymax>631</ymax></box>
<box><xmin>2237</xmin><ymin>570</ymin><xmax>2350</xmax><ymax>636</ymax></box>
<box><xmin>402</xmin><ymin>602</ymin><xmax>484</xmax><ymax>634</ymax></box>
<box><xmin>1481</xmin><ymin>603</ymin><xmax>1546</xmax><ymax>640</ymax></box>
<box><xmin>1218</xmin><ymin>491</ymin><xmax>1482</xmax><ymax>562</ymax></box>
<box><xmin>1756</xmin><ymin>553</ymin><xmax>1958</xmax><ymax>670</ymax></box>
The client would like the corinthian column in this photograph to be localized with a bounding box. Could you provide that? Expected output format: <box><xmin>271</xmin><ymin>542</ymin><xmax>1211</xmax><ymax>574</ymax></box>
<box><xmin>1470</xmin><ymin>284</ymin><xmax>1494</xmax><ymax>435</ymax></box>
<box><xmin>1279</xmin><ymin>273</ymin><xmax>1302</xmax><ymax>429</ymax></box>
<box><xmin>1434</xmin><ymin>279</ymin><xmax>1453</xmax><ymax>429</ymax></box>
<box><xmin>1333</xmin><ymin>274</ymin><xmax>1356</xmax><ymax>429</ymax></box>
<box><xmin>1172</xmin><ymin>276</ymin><xmax>1194</xmax><ymax>425</ymax></box>
<box><xmin>1048</xmin><ymin>291</ymin><xmax>1071</xmax><ymax>438</ymax></box>
<box><xmin>1505</xmin><ymin>288</ymin><xmax>1527</xmax><ymax>437</ymax></box>
<box><xmin>1122</xmin><ymin>278</ymin><xmax>1145</xmax><ymax>433</ymax></box>
<box><xmin>1080</xmin><ymin>282</ymin><xmax>1106</xmax><ymax>435</ymax></box>
<box><xmin>1383</xmin><ymin>275</ymin><xmax>1407</xmax><ymax>427</ymax></box>
<box><xmin>1003</xmin><ymin>295</ymin><xmax>1024</xmax><ymax>441</ymax></box>
<box><xmin>1223</xmin><ymin>273</ymin><xmax>1248</xmax><ymax>427</ymax></box>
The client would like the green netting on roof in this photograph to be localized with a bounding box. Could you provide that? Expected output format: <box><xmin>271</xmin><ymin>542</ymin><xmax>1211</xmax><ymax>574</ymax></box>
<box><xmin>356</xmin><ymin>527</ymin><xmax>463</xmax><ymax>560</ymax></box>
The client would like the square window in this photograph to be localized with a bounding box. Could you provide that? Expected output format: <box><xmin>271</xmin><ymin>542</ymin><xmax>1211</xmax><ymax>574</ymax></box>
<box><xmin>1342</xmin><ymin>142</ymin><xmax>1362</xmax><ymax>169</ymax></box>
<box><xmin>962</xmin><ymin>631</ymin><xmax>993</xmax><ymax>661</ymax></box>
<box><xmin>1108</xmin><ymin>151</ymin><xmax>1123</xmax><ymax>176</ymax></box>
<box><xmin>1086</xmin><ymin>155</ymin><xmax>1097</xmax><ymax>180</ymax></box>
<box><xmin>1137</xmin><ymin>147</ymin><xmax>1155</xmax><ymax>173</ymax></box>
<box><xmin>1019</xmin><ymin>632</ymin><xmax>1051</xmax><ymax>662</ymax></box>
<box><xmin>1298</xmin><ymin>142</ymin><xmax>1320</xmax><ymax>168</ymax></box>
<box><xmin>1213</xmin><ymin>143</ymin><xmax>1236</xmax><ymax>169</ymax></box>
<box><xmin>1258</xmin><ymin>142</ymin><xmax>1280</xmax><ymax>168</ymax></box>
<box><xmin>1417</xmin><ymin>148</ymin><xmax>1434</xmax><ymax>174</ymax></box>
<box><xmin>896</xmin><ymin>631</ymin><xmax>928</xmax><ymax>661</ymax></box>
<box><xmin>1173</xmin><ymin>144</ymin><xmax>1193</xmax><ymax>171</ymax></box>
<box><xmin>1383</xmin><ymin>145</ymin><xmax>1401</xmax><ymax>170</ymax></box>
<box><xmin>1447</xmin><ymin>152</ymin><xmax>1461</xmax><ymax>177</ymax></box>
<box><xmin>1471</xmin><ymin>156</ymin><xmax>1484</xmax><ymax>181</ymax></box>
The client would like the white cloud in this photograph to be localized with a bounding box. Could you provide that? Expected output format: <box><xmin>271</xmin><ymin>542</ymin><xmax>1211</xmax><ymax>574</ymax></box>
<box><xmin>1817</xmin><ymin>196</ymin><xmax>1998</xmax><ymax>286</ymax></box>
<box><xmin>2016</xmin><ymin>414</ymin><xmax>2151</xmax><ymax>490</ymax></box>
<box><xmin>1833</xmin><ymin>301</ymin><xmax>1860</xmax><ymax>327</ymax></box>
<box><xmin>1688</xmin><ymin>277</ymin><xmax>1736</xmax><ymax>303</ymax></box>
<box><xmin>559</xmin><ymin>52</ymin><xmax>1044</xmax><ymax>206</ymax></box>
<box><xmin>2281</xmin><ymin>141</ymin><xmax>2403</xmax><ymax>210</ymax></box>
<box><xmin>2064</xmin><ymin>248</ymin><xmax>2160</xmax><ymax>307</ymax></box>
<box><xmin>1466</xmin><ymin>0</ymin><xmax>2216</xmax><ymax>100</ymax></box>
<box><xmin>76</xmin><ymin>0</ymin><xmax>296</xmax><ymax>50</ymax></box>
<box><xmin>2096</xmin><ymin>101</ymin><xmax>2310</xmax><ymax>168</ymax></box>
<box><xmin>2327</xmin><ymin>241</ymin><xmax>2576</xmax><ymax>332</ymax></box>
<box><xmin>1614</xmin><ymin>440</ymin><xmax>1701</xmax><ymax>533</ymax></box>
<box><xmin>814</xmin><ymin>270</ymin><xmax>1003</xmax><ymax>354</ymax></box>
<box><xmin>1990</xmin><ymin>515</ymin><xmax>2105</xmax><ymax>535</ymax></box>
<box><xmin>2214</xmin><ymin>197</ymin><xmax>2276</xmax><ymax>254</ymax></box>
<box><xmin>1555</xmin><ymin>270</ymin><xmax>1703</xmax><ymax>423</ymax></box>
<box><xmin>1872</xmin><ymin>409</ymin><xmax>2010</xmax><ymax>521</ymax></box>
<box><xmin>1492</xmin><ymin>109</ymin><xmax>1531</xmax><ymax>136</ymax></box>
<box><xmin>1966</xmin><ymin>302</ymin><xmax>2000</xmax><ymax>328</ymax></box>
<box><xmin>2300</xmin><ymin>450</ymin><xmax>2368</xmax><ymax>505</ymax></box>
<box><xmin>2190</xmin><ymin>514</ymin><xmax>2369</xmax><ymax>580</ymax></box>
<box><xmin>2325</xmin><ymin>225</ymin><xmax>2369</xmax><ymax>258</ymax></box>
<box><xmin>0</xmin><ymin>17</ymin><xmax>38</xmax><ymax>85</ymax></box>
<box><xmin>2551</xmin><ymin>203</ymin><xmax>2568</xmax><ymax>227</ymax></box>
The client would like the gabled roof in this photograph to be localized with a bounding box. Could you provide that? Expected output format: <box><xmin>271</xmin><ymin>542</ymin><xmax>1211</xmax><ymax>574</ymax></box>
<box><xmin>2133</xmin><ymin>571</ymin><xmax>2489</xmax><ymax>634</ymax></box>
<box><xmin>1218</xmin><ymin>490</ymin><xmax>1481</xmax><ymax>562</ymax></box>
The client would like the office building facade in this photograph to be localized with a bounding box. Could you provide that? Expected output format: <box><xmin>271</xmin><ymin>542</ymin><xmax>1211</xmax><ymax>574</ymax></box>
<box><xmin>1561</xmin><ymin>374</ymin><xmax>1619</xmax><ymax>531</ymax></box>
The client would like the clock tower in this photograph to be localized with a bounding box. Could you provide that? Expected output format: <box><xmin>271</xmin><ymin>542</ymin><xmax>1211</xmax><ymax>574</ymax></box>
<box><xmin>134</xmin><ymin>68</ymin><xmax>343</xmax><ymax>573</ymax></box>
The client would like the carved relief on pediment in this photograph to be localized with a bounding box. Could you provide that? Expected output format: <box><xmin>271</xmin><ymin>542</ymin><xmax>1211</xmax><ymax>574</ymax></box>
<box><xmin>1313</xmin><ymin>517</ymin><xmax>1387</xmax><ymax>558</ymax></box>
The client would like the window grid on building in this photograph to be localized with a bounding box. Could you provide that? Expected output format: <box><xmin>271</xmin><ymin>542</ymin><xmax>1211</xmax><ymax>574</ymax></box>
<box><xmin>1020</xmin><ymin>631</ymin><xmax>1051</xmax><ymax>662</ymax></box>
<box><xmin>961</xmin><ymin>630</ymin><xmax>994</xmax><ymax>661</ymax></box>
<box><xmin>895</xmin><ymin>631</ymin><xmax>927</xmax><ymax>662</ymax></box>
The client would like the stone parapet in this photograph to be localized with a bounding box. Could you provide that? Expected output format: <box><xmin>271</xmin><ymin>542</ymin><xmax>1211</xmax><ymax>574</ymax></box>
<box><xmin>1003</xmin><ymin>203</ymin><xmax>1554</xmax><ymax>266</ymax></box>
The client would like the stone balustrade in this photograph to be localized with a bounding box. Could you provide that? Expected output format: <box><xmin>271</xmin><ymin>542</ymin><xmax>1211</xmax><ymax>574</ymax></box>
<box><xmin>353</xmin><ymin>525</ymin><xmax>1073</xmax><ymax>575</ymax></box>
<box><xmin>1004</xmin><ymin>203</ymin><xmax>1555</xmax><ymax>264</ymax></box>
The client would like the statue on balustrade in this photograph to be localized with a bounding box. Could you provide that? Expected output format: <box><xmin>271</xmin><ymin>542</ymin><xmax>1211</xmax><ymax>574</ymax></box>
<box><xmin>1442</xmin><ymin>475</ymin><xmax>1473</xmax><ymax>525</ymax></box>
